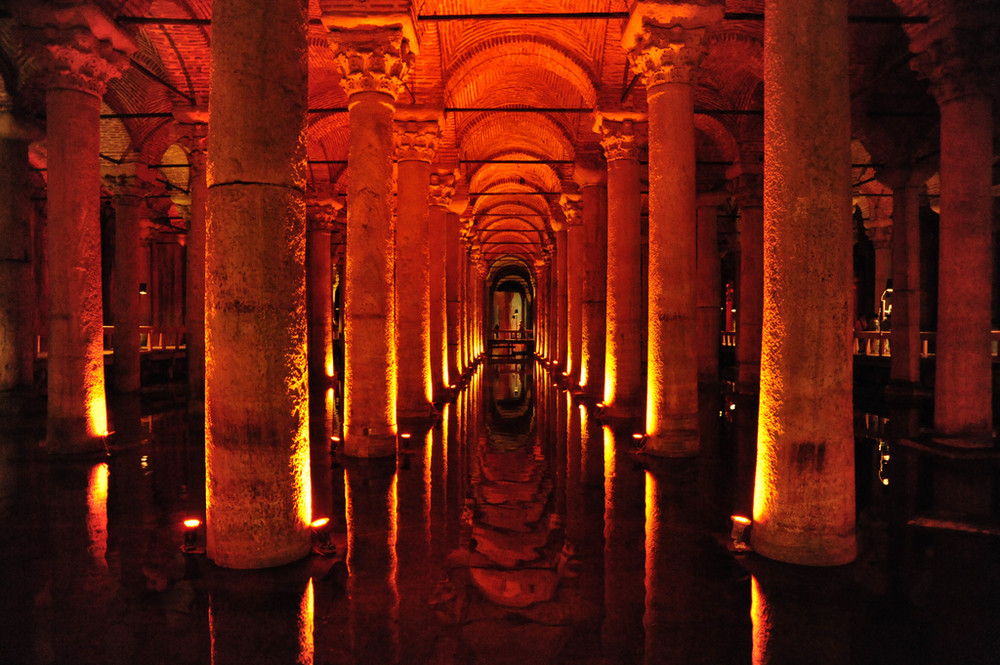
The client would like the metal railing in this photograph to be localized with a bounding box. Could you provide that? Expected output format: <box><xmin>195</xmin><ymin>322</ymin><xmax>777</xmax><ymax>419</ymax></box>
<box><xmin>36</xmin><ymin>325</ymin><xmax>187</xmax><ymax>358</ymax></box>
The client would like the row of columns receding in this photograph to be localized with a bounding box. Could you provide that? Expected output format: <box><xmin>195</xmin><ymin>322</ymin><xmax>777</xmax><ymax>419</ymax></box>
<box><xmin>3</xmin><ymin>0</ymin><xmax>993</xmax><ymax>568</ymax></box>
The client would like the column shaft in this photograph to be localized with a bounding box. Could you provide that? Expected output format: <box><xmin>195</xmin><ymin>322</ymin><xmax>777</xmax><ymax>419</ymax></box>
<box><xmin>446</xmin><ymin>213</ymin><xmax>461</xmax><ymax>380</ymax></box>
<box><xmin>45</xmin><ymin>85</ymin><xmax>108</xmax><ymax>451</ymax></box>
<box><xmin>186</xmin><ymin>148</ymin><xmax>208</xmax><ymax>404</ymax></box>
<box><xmin>696</xmin><ymin>200</ymin><xmax>722</xmax><ymax>385</ymax></box>
<box><xmin>645</xmin><ymin>81</ymin><xmax>698</xmax><ymax>455</ymax></box>
<box><xmin>111</xmin><ymin>189</ymin><xmax>142</xmax><ymax>393</ymax></box>
<box><xmin>736</xmin><ymin>201</ymin><xmax>763</xmax><ymax>394</ymax></box>
<box><xmin>0</xmin><ymin>135</ymin><xmax>35</xmax><ymax>390</ymax></box>
<box><xmin>752</xmin><ymin>0</ymin><xmax>856</xmax><ymax>565</ymax></box>
<box><xmin>580</xmin><ymin>182</ymin><xmax>608</xmax><ymax>398</ymax></box>
<box><xmin>307</xmin><ymin>224</ymin><xmax>333</xmax><ymax>387</ymax></box>
<box><xmin>429</xmin><ymin>201</ymin><xmax>449</xmax><ymax>397</ymax></box>
<box><xmin>889</xmin><ymin>183</ymin><xmax>921</xmax><ymax>387</ymax></box>
<box><xmin>567</xmin><ymin>226</ymin><xmax>584</xmax><ymax>383</ymax></box>
<box><xmin>205</xmin><ymin>0</ymin><xmax>311</xmax><ymax>567</ymax></box>
<box><xmin>395</xmin><ymin>157</ymin><xmax>434</xmax><ymax>420</ymax></box>
<box><xmin>603</xmin><ymin>156</ymin><xmax>643</xmax><ymax>417</ymax></box>
<box><xmin>934</xmin><ymin>95</ymin><xmax>993</xmax><ymax>439</ymax></box>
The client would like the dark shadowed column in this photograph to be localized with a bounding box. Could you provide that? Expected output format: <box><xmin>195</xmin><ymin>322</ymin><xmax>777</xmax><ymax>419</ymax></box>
<box><xmin>428</xmin><ymin>172</ymin><xmax>455</xmax><ymax>399</ymax></box>
<box><xmin>559</xmin><ymin>194</ymin><xmax>583</xmax><ymax>384</ymax></box>
<box><xmin>752</xmin><ymin>0</ymin><xmax>856</xmax><ymax>565</ymax></box>
<box><xmin>306</xmin><ymin>200</ymin><xmax>340</xmax><ymax>392</ymax></box>
<box><xmin>575</xmin><ymin>158</ymin><xmax>608</xmax><ymax>399</ymax></box>
<box><xmin>696</xmin><ymin>192</ymin><xmax>727</xmax><ymax>386</ymax></box>
<box><xmin>205</xmin><ymin>0</ymin><xmax>311</xmax><ymax>567</ymax></box>
<box><xmin>734</xmin><ymin>166</ymin><xmax>764</xmax><ymax>395</ymax></box>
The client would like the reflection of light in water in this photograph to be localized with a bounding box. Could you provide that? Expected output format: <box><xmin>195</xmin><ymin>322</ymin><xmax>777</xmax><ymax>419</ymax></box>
<box><xmin>878</xmin><ymin>439</ymin><xmax>890</xmax><ymax>486</ymax></box>
<box><xmin>298</xmin><ymin>578</ymin><xmax>314</xmax><ymax>665</ymax></box>
<box><xmin>603</xmin><ymin>427</ymin><xmax>615</xmax><ymax>520</ymax></box>
<box><xmin>424</xmin><ymin>430</ymin><xmax>433</xmax><ymax>547</ymax></box>
<box><xmin>87</xmin><ymin>462</ymin><xmax>109</xmax><ymax>566</ymax></box>
<box><xmin>750</xmin><ymin>575</ymin><xmax>767</xmax><ymax>665</ymax></box>
<box><xmin>208</xmin><ymin>595</ymin><xmax>216</xmax><ymax>665</ymax></box>
<box><xmin>441</xmin><ymin>404</ymin><xmax>449</xmax><ymax>488</ymax></box>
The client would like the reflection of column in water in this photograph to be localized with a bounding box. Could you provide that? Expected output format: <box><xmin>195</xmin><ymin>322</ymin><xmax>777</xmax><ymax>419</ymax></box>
<box><xmin>603</xmin><ymin>427</ymin><xmax>645</xmax><ymax>665</ymax></box>
<box><xmin>751</xmin><ymin>573</ymin><xmax>851</xmax><ymax>665</ymax></box>
<box><xmin>395</xmin><ymin>429</ymin><xmax>432</xmax><ymax>651</ymax></box>
<box><xmin>345</xmin><ymin>459</ymin><xmax>399</xmax><ymax>665</ymax></box>
<box><xmin>208</xmin><ymin>572</ymin><xmax>314</xmax><ymax>665</ymax></box>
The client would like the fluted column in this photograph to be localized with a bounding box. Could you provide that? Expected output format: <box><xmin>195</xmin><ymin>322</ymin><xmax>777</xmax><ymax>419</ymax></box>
<box><xmin>328</xmin><ymin>23</ymin><xmax>416</xmax><ymax>457</ymax></box>
<box><xmin>205</xmin><ymin>0</ymin><xmax>311</xmax><ymax>567</ymax></box>
<box><xmin>734</xmin><ymin>168</ymin><xmax>764</xmax><ymax>395</ymax></box>
<box><xmin>559</xmin><ymin>194</ymin><xmax>584</xmax><ymax>384</ymax></box>
<box><xmin>0</xmin><ymin>111</ymin><xmax>38</xmax><ymax>391</ymax></box>
<box><xmin>105</xmin><ymin>158</ymin><xmax>149</xmax><ymax>394</ymax></box>
<box><xmin>909</xmin><ymin>14</ymin><xmax>996</xmax><ymax>443</ymax></box>
<box><xmin>752</xmin><ymin>0</ymin><xmax>855</xmax><ymax>565</ymax></box>
<box><xmin>696</xmin><ymin>192</ymin><xmax>727</xmax><ymax>386</ymax></box>
<box><xmin>19</xmin><ymin>3</ymin><xmax>134</xmax><ymax>452</ymax></box>
<box><xmin>174</xmin><ymin>107</ymin><xmax>208</xmax><ymax>407</ymax></box>
<box><xmin>625</xmin><ymin>6</ymin><xmax>720</xmax><ymax>456</ymax></box>
<box><xmin>575</xmin><ymin>159</ymin><xmax>608</xmax><ymax>399</ymax></box>
<box><xmin>306</xmin><ymin>200</ymin><xmax>341</xmax><ymax>391</ymax></box>
<box><xmin>394</xmin><ymin>115</ymin><xmax>439</xmax><ymax>422</ymax></box>
<box><xmin>596</xmin><ymin>114</ymin><xmax>645</xmax><ymax>419</ymax></box>
<box><xmin>428</xmin><ymin>173</ymin><xmax>455</xmax><ymax>399</ymax></box>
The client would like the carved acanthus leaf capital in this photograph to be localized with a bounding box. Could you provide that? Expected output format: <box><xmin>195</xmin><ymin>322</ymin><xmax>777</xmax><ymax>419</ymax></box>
<box><xmin>330</xmin><ymin>29</ymin><xmax>414</xmax><ymax>101</ymax></box>
<box><xmin>559</xmin><ymin>193</ymin><xmax>583</xmax><ymax>226</ymax></box>
<box><xmin>627</xmin><ymin>24</ymin><xmax>710</xmax><ymax>89</ymax></box>
<box><xmin>307</xmin><ymin>198</ymin><xmax>343</xmax><ymax>231</ymax></box>
<box><xmin>595</xmin><ymin>112</ymin><xmax>648</xmax><ymax>162</ymax></box>
<box><xmin>394</xmin><ymin>118</ymin><xmax>440</xmax><ymax>162</ymax></box>
<box><xmin>910</xmin><ymin>25</ymin><xmax>1000</xmax><ymax>104</ymax></box>
<box><xmin>428</xmin><ymin>172</ymin><xmax>455</xmax><ymax>207</ymax></box>
<box><xmin>17</xmin><ymin>3</ymin><xmax>135</xmax><ymax>97</ymax></box>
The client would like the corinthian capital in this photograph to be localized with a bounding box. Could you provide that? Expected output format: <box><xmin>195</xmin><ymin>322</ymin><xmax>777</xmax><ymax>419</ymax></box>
<box><xmin>428</xmin><ymin>172</ymin><xmax>456</xmax><ymax>208</ymax></box>
<box><xmin>627</xmin><ymin>24</ymin><xmax>710</xmax><ymax>88</ymax></box>
<box><xmin>559</xmin><ymin>193</ymin><xmax>583</xmax><ymax>226</ymax></box>
<box><xmin>394</xmin><ymin>112</ymin><xmax>441</xmax><ymax>162</ymax></box>
<box><xmin>910</xmin><ymin>25</ymin><xmax>999</xmax><ymax>104</ymax></box>
<box><xmin>594</xmin><ymin>112</ymin><xmax>648</xmax><ymax>162</ymax></box>
<box><xmin>307</xmin><ymin>198</ymin><xmax>344</xmax><ymax>232</ymax></box>
<box><xmin>329</xmin><ymin>29</ymin><xmax>415</xmax><ymax>101</ymax></box>
<box><xmin>16</xmin><ymin>2</ymin><xmax>135</xmax><ymax>96</ymax></box>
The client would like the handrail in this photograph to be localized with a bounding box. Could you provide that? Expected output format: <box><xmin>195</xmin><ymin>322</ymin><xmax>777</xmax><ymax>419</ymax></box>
<box><xmin>36</xmin><ymin>325</ymin><xmax>187</xmax><ymax>358</ymax></box>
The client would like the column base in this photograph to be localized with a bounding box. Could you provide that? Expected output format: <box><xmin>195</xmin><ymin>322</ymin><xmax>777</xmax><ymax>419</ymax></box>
<box><xmin>596</xmin><ymin>402</ymin><xmax>643</xmax><ymax>428</ymax></box>
<box><xmin>46</xmin><ymin>417</ymin><xmax>108</xmax><ymax>456</ymax></box>
<box><xmin>642</xmin><ymin>428</ymin><xmax>699</xmax><ymax>457</ymax></box>
<box><xmin>208</xmin><ymin>533</ymin><xmax>311</xmax><ymax>570</ymax></box>
<box><xmin>343</xmin><ymin>429</ymin><xmax>397</xmax><ymax>458</ymax></box>
<box><xmin>883</xmin><ymin>380</ymin><xmax>932</xmax><ymax>404</ymax></box>
<box><xmin>397</xmin><ymin>405</ymin><xmax>439</xmax><ymax>427</ymax></box>
<box><xmin>750</xmin><ymin>524</ymin><xmax>857</xmax><ymax>567</ymax></box>
<box><xmin>929</xmin><ymin>432</ymin><xmax>995</xmax><ymax>450</ymax></box>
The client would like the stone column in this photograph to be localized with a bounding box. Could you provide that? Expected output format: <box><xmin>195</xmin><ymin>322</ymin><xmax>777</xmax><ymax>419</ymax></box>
<box><xmin>625</xmin><ymin>6</ymin><xmax>720</xmax><ymax>456</ymax></box>
<box><xmin>596</xmin><ymin>114</ymin><xmax>646</xmax><ymax>420</ymax></box>
<box><xmin>105</xmin><ymin>158</ymin><xmax>149</xmax><ymax>394</ymax></box>
<box><xmin>910</xmin><ymin>19</ymin><xmax>995</xmax><ymax>443</ymax></box>
<box><xmin>174</xmin><ymin>108</ymin><xmax>208</xmax><ymax>407</ymax></box>
<box><xmin>555</xmin><ymin>225</ymin><xmax>568</xmax><ymax>371</ymax></box>
<box><xmin>696</xmin><ymin>192</ymin><xmax>727</xmax><ymax>386</ymax></box>
<box><xmin>559</xmin><ymin>194</ymin><xmax>583</xmax><ymax>384</ymax></box>
<box><xmin>306</xmin><ymin>200</ymin><xmax>341</xmax><ymax>391</ymax></box>
<box><xmin>575</xmin><ymin>159</ymin><xmax>608</xmax><ymax>399</ymax></box>
<box><xmin>18</xmin><ymin>3</ymin><xmax>134</xmax><ymax>452</ymax></box>
<box><xmin>446</xmin><ymin>211</ymin><xmax>463</xmax><ymax>381</ymax></box>
<box><xmin>734</xmin><ymin>168</ymin><xmax>764</xmax><ymax>395</ymax></box>
<box><xmin>394</xmin><ymin>114</ymin><xmax>439</xmax><ymax>422</ymax></box>
<box><xmin>880</xmin><ymin>168</ymin><xmax>923</xmax><ymax>391</ymax></box>
<box><xmin>429</xmin><ymin>173</ymin><xmax>455</xmax><ymax>399</ymax></box>
<box><xmin>0</xmin><ymin>111</ymin><xmax>38</xmax><ymax>391</ymax></box>
<box><xmin>205</xmin><ymin>0</ymin><xmax>311</xmax><ymax>567</ymax></box>
<box><xmin>752</xmin><ymin>0</ymin><xmax>856</xmax><ymax>565</ymax></box>
<box><xmin>328</xmin><ymin>23</ymin><xmax>416</xmax><ymax>457</ymax></box>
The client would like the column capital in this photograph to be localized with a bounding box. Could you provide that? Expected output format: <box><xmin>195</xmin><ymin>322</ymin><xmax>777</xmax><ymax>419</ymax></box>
<box><xmin>730</xmin><ymin>171</ymin><xmax>763</xmax><ymax>209</ymax></box>
<box><xmin>16</xmin><ymin>2</ymin><xmax>135</xmax><ymax>97</ymax></box>
<box><xmin>173</xmin><ymin>105</ymin><xmax>208</xmax><ymax>154</ymax></box>
<box><xmin>559</xmin><ymin>192</ymin><xmax>583</xmax><ymax>226</ymax></box>
<box><xmin>622</xmin><ymin>3</ymin><xmax>722</xmax><ymax>89</ymax></box>
<box><xmin>573</xmin><ymin>156</ymin><xmax>607</xmax><ymax>188</ymax></box>
<box><xmin>394</xmin><ymin>113</ymin><xmax>441</xmax><ymax>162</ymax></box>
<box><xmin>103</xmin><ymin>153</ymin><xmax>153</xmax><ymax>201</ymax></box>
<box><xmin>594</xmin><ymin>112</ymin><xmax>648</xmax><ymax>162</ymax></box>
<box><xmin>307</xmin><ymin>198</ymin><xmax>343</xmax><ymax>231</ymax></box>
<box><xmin>328</xmin><ymin>27</ymin><xmax>416</xmax><ymax>101</ymax></box>
<box><xmin>428</xmin><ymin>171</ymin><xmax>456</xmax><ymax>208</ymax></box>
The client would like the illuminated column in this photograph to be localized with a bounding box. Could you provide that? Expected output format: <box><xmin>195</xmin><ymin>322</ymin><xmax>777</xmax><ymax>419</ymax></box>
<box><xmin>556</xmin><ymin>225</ymin><xmax>569</xmax><ymax>371</ymax></box>
<box><xmin>105</xmin><ymin>157</ymin><xmax>148</xmax><ymax>394</ymax></box>
<box><xmin>205</xmin><ymin>0</ymin><xmax>310</xmax><ymax>567</ymax></box>
<box><xmin>881</xmin><ymin>168</ymin><xmax>922</xmax><ymax>391</ymax></box>
<box><xmin>625</xmin><ymin>5</ymin><xmax>720</xmax><ymax>455</ymax></box>
<box><xmin>752</xmin><ymin>0</ymin><xmax>855</xmax><ymax>565</ymax></box>
<box><xmin>19</xmin><ymin>3</ymin><xmax>134</xmax><ymax>452</ymax></box>
<box><xmin>394</xmin><ymin>115</ymin><xmax>439</xmax><ymax>422</ymax></box>
<box><xmin>174</xmin><ymin>108</ymin><xmax>209</xmax><ymax>406</ymax></box>
<box><xmin>734</xmin><ymin>167</ymin><xmax>764</xmax><ymax>394</ymax></box>
<box><xmin>547</xmin><ymin>248</ymin><xmax>559</xmax><ymax>362</ymax></box>
<box><xmin>910</xmin><ymin>21</ymin><xmax>995</xmax><ymax>443</ymax></box>
<box><xmin>560</xmin><ymin>194</ymin><xmax>583</xmax><ymax>383</ymax></box>
<box><xmin>446</xmin><ymin>211</ymin><xmax>462</xmax><ymax>381</ymax></box>
<box><xmin>327</xmin><ymin>22</ymin><xmax>417</xmax><ymax>457</ymax></box>
<box><xmin>428</xmin><ymin>173</ymin><xmax>455</xmax><ymax>398</ymax></box>
<box><xmin>0</xmin><ymin>112</ymin><xmax>37</xmax><ymax>390</ymax></box>
<box><xmin>575</xmin><ymin>159</ymin><xmax>608</xmax><ymax>398</ymax></box>
<box><xmin>596</xmin><ymin>114</ymin><xmax>646</xmax><ymax>419</ymax></box>
<box><xmin>696</xmin><ymin>192</ymin><xmax>727</xmax><ymax>385</ymax></box>
<box><xmin>307</xmin><ymin>200</ymin><xmax>340</xmax><ymax>390</ymax></box>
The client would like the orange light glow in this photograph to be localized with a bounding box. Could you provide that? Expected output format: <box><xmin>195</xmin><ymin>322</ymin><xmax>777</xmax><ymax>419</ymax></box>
<box><xmin>632</xmin><ymin>433</ymin><xmax>644</xmax><ymax>440</ymax></box>
<box><xmin>732</xmin><ymin>515</ymin><xmax>752</xmax><ymax>526</ymax></box>
<box><xmin>325</xmin><ymin>353</ymin><xmax>334</xmax><ymax>378</ymax></box>
<box><xmin>311</xmin><ymin>517</ymin><xmax>330</xmax><ymax>529</ymax></box>
<box><xmin>87</xmin><ymin>393</ymin><xmax>109</xmax><ymax>442</ymax></box>
<box><xmin>400</xmin><ymin>432</ymin><xmax>411</xmax><ymax>440</ymax></box>
<box><xmin>298</xmin><ymin>577</ymin><xmax>315</xmax><ymax>665</ymax></box>
<box><xmin>604</xmin><ymin>427</ymin><xmax>615</xmax><ymax>515</ymax></box>
<box><xmin>87</xmin><ymin>462</ymin><xmax>109</xmax><ymax>566</ymax></box>
<box><xmin>184</xmin><ymin>518</ymin><xmax>202</xmax><ymax>529</ymax></box>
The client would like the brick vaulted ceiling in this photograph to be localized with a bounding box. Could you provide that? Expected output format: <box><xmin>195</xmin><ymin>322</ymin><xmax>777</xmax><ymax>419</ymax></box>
<box><xmin>0</xmin><ymin>0</ymin><xmax>967</xmax><ymax>269</ymax></box>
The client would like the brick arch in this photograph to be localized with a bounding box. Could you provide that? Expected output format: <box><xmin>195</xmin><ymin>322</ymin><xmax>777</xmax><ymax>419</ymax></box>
<box><xmin>459</xmin><ymin>112</ymin><xmax>575</xmax><ymax>162</ymax></box>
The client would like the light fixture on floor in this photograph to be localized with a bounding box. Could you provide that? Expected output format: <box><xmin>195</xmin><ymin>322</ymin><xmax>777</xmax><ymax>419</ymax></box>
<box><xmin>181</xmin><ymin>518</ymin><xmax>204</xmax><ymax>554</ymax></box>
<box><xmin>730</xmin><ymin>515</ymin><xmax>752</xmax><ymax>552</ymax></box>
<box><xmin>311</xmin><ymin>517</ymin><xmax>337</xmax><ymax>557</ymax></box>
